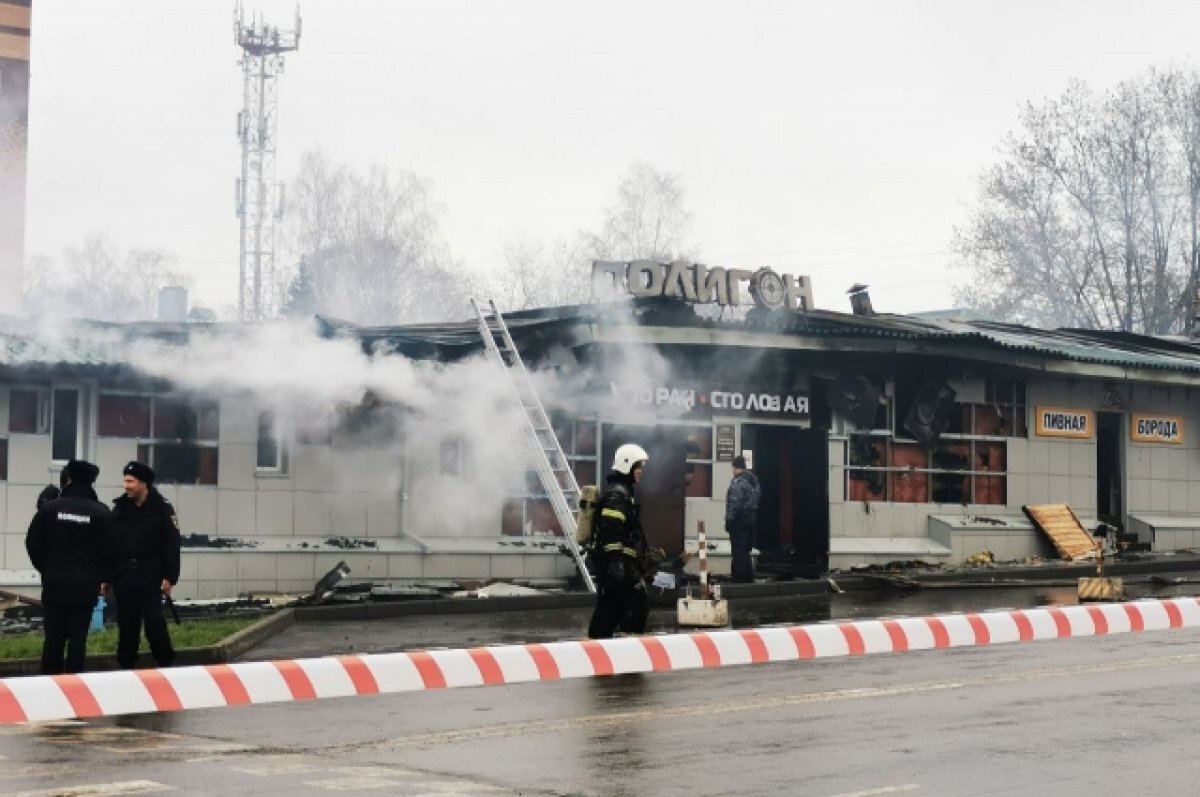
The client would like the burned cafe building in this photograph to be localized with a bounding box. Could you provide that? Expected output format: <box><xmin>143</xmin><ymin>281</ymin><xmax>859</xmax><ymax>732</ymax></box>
<box><xmin>6</xmin><ymin>261</ymin><xmax>1200</xmax><ymax>598</ymax></box>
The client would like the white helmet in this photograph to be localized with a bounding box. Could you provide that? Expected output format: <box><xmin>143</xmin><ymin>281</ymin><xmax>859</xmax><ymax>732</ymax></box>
<box><xmin>612</xmin><ymin>443</ymin><xmax>649</xmax><ymax>475</ymax></box>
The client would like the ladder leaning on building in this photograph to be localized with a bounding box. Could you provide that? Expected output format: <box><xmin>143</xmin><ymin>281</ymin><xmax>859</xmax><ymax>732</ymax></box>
<box><xmin>470</xmin><ymin>298</ymin><xmax>596</xmax><ymax>593</ymax></box>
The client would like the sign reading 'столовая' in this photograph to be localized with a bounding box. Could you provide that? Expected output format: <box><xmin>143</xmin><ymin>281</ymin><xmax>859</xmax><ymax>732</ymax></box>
<box><xmin>1035</xmin><ymin>407</ymin><xmax>1094</xmax><ymax>439</ymax></box>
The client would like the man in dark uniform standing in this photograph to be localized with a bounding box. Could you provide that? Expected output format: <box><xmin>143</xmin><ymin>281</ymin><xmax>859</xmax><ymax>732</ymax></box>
<box><xmin>26</xmin><ymin>459</ymin><xmax>112</xmax><ymax>674</ymax></box>
<box><xmin>111</xmin><ymin>461</ymin><xmax>181</xmax><ymax>669</ymax></box>
<box><xmin>587</xmin><ymin>443</ymin><xmax>651</xmax><ymax>639</ymax></box>
<box><xmin>725</xmin><ymin>455</ymin><xmax>761</xmax><ymax>583</ymax></box>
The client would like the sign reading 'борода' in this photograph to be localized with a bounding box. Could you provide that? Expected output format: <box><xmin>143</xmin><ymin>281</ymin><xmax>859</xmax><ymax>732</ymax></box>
<box><xmin>592</xmin><ymin>260</ymin><xmax>814</xmax><ymax>312</ymax></box>
<box><xmin>1131</xmin><ymin>413</ymin><xmax>1185</xmax><ymax>445</ymax></box>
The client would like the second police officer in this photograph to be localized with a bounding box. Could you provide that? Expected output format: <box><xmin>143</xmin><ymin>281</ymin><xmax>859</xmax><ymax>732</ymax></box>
<box><xmin>111</xmin><ymin>461</ymin><xmax>181</xmax><ymax>669</ymax></box>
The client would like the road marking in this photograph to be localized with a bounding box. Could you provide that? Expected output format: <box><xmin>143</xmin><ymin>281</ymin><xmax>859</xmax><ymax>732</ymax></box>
<box><xmin>826</xmin><ymin>786</ymin><xmax>920</xmax><ymax>797</ymax></box>
<box><xmin>350</xmin><ymin>651</ymin><xmax>1200</xmax><ymax>750</ymax></box>
<box><xmin>2</xmin><ymin>781</ymin><xmax>174</xmax><ymax>796</ymax></box>
<box><xmin>225</xmin><ymin>756</ymin><xmax>508</xmax><ymax>794</ymax></box>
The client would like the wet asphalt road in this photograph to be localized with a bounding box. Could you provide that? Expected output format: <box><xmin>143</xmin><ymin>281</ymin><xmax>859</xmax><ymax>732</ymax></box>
<box><xmin>4</xmin><ymin>584</ymin><xmax>1200</xmax><ymax>796</ymax></box>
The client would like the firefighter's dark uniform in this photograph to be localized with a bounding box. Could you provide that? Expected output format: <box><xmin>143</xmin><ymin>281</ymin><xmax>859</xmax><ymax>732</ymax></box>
<box><xmin>587</xmin><ymin>473</ymin><xmax>650</xmax><ymax>639</ymax></box>
<box><xmin>112</xmin><ymin>487</ymin><xmax>180</xmax><ymax>668</ymax></box>
<box><xmin>26</xmin><ymin>476</ymin><xmax>113</xmax><ymax>674</ymax></box>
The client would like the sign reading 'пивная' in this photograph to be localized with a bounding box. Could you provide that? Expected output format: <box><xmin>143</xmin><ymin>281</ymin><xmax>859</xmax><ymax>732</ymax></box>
<box><xmin>1035</xmin><ymin>407</ymin><xmax>1094</xmax><ymax>439</ymax></box>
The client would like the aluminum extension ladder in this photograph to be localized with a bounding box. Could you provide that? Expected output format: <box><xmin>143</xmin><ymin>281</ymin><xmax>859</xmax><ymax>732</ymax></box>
<box><xmin>469</xmin><ymin>298</ymin><xmax>596</xmax><ymax>593</ymax></box>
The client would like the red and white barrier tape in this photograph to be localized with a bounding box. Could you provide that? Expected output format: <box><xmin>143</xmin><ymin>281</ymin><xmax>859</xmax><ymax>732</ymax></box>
<box><xmin>2</xmin><ymin>596</ymin><xmax>1199</xmax><ymax>725</ymax></box>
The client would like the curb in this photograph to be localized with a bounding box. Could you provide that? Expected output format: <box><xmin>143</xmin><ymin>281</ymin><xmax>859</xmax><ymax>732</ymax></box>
<box><xmin>2</xmin><ymin>596</ymin><xmax>1198</xmax><ymax>725</ymax></box>
<box><xmin>0</xmin><ymin>610</ymin><xmax>294</xmax><ymax>678</ymax></box>
<box><xmin>292</xmin><ymin>580</ymin><xmax>851</xmax><ymax>621</ymax></box>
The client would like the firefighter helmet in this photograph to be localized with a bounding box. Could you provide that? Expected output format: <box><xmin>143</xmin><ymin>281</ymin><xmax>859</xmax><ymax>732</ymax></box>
<box><xmin>612</xmin><ymin>443</ymin><xmax>649</xmax><ymax>475</ymax></box>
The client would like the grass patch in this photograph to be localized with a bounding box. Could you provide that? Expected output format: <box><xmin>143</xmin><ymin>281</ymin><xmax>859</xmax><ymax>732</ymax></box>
<box><xmin>0</xmin><ymin>616</ymin><xmax>263</xmax><ymax>660</ymax></box>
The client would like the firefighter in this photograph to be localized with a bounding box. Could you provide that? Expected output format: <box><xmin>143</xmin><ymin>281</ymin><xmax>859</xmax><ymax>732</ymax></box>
<box><xmin>111</xmin><ymin>461</ymin><xmax>180</xmax><ymax>669</ymax></box>
<box><xmin>587</xmin><ymin>443</ymin><xmax>651</xmax><ymax>639</ymax></box>
<box><xmin>25</xmin><ymin>459</ymin><xmax>113</xmax><ymax>674</ymax></box>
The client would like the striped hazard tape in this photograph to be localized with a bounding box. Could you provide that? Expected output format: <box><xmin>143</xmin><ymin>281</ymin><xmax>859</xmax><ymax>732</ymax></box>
<box><xmin>2</xmin><ymin>596</ymin><xmax>1198</xmax><ymax>725</ymax></box>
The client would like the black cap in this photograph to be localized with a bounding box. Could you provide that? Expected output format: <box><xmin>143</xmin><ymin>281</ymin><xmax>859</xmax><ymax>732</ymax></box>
<box><xmin>63</xmin><ymin>459</ymin><xmax>99</xmax><ymax>486</ymax></box>
<box><xmin>732</xmin><ymin>455</ymin><xmax>747</xmax><ymax>469</ymax></box>
<box><xmin>123</xmin><ymin>460</ymin><xmax>156</xmax><ymax>485</ymax></box>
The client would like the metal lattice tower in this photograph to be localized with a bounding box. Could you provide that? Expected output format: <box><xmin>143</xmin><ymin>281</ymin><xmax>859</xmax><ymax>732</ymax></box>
<box><xmin>234</xmin><ymin>3</ymin><xmax>301</xmax><ymax>322</ymax></box>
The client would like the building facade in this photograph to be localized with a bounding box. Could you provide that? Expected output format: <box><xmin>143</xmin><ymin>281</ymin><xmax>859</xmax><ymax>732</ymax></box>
<box><xmin>5</xmin><ymin>298</ymin><xmax>1200</xmax><ymax>598</ymax></box>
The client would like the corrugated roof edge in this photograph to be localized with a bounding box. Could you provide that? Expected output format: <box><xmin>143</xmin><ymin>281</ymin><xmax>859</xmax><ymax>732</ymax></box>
<box><xmin>7</xmin><ymin>301</ymin><xmax>1200</xmax><ymax>375</ymax></box>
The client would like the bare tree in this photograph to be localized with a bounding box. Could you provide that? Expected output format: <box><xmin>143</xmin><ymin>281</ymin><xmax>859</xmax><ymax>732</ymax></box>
<box><xmin>475</xmin><ymin>161</ymin><xmax>698</xmax><ymax>311</ymax></box>
<box><xmin>472</xmin><ymin>237</ymin><xmax>590</xmax><ymax>311</ymax></box>
<box><xmin>954</xmin><ymin>70</ymin><xmax>1200</xmax><ymax>333</ymax></box>
<box><xmin>22</xmin><ymin>234</ymin><xmax>189</xmax><ymax>321</ymax></box>
<box><xmin>282</xmin><ymin>150</ymin><xmax>464</xmax><ymax>324</ymax></box>
<box><xmin>582</xmin><ymin>161</ymin><xmax>696</xmax><ymax>263</ymax></box>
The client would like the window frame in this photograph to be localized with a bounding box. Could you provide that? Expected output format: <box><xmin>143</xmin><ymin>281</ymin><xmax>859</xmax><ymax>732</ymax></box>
<box><xmin>50</xmin><ymin>385</ymin><xmax>87</xmax><ymax>463</ymax></box>
<box><xmin>256</xmin><ymin>411</ymin><xmax>290</xmax><ymax>475</ymax></box>
<box><xmin>7</xmin><ymin>385</ymin><xmax>50</xmax><ymax>435</ymax></box>
<box><xmin>99</xmin><ymin>390</ymin><xmax>220</xmax><ymax>486</ymax></box>
<box><xmin>843</xmin><ymin>378</ymin><xmax>1024</xmax><ymax>506</ymax></box>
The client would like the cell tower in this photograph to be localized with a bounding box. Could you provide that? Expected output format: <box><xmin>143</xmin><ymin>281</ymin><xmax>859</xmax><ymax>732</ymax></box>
<box><xmin>234</xmin><ymin>3</ymin><xmax>301</xmax><ymax>322</ymax></box>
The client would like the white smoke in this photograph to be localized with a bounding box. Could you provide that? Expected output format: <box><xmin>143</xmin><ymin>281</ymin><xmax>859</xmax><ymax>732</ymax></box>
<box><xmin>3</xmin><ymin>302</ymin><xmax>692</xmax><ymax>541</ymax></box>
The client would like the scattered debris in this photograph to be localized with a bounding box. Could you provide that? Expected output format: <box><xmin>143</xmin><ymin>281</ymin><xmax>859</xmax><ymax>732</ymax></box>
<box><xmin>968</xmin><ymin>516</ymin><xmax>1009</xmax><ymax>526</ymax></box>
<box><xmin>180</xmin><ymin>534</ymin><xmax>260</xmax><ymax>549</ymax></box>
<box><xmin>370</xmin><ymin>585</ymin><xmax>442</xmax><ymax>601</ymax></box>
<box><xmin>966</xmin><ymin>549</ymin><xmax>995</xmax><ymax>566</ymax></box>
<box><xmin>314</xmin><ymin>560</ymin><xmax>352</xmax><ymax>600</ymax></box>
<box><xmin>452</xmin><ymin>581</ymin><xmax>545</xmax><ymax>599</ymax></box>
<box><xmin>322</xmin><ymin>537</ymin><xmax>378</xmax><ymax>550</ymax></box>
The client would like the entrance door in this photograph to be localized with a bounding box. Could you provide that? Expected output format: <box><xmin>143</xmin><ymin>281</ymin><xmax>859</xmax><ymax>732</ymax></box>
<box><xmin>739</xmin><ymin>424</ymin><xmax>829</xmax><ymax>578</ymax></box>
<box><xmin>601</xmin><ymin>424</ymin><xmax>687</xmax><ymax>555</ymax></box>
<box><xmin>1096</xmin><ymin>412</ymin><xmax>1123</xmax><ymax>527</ymax></box>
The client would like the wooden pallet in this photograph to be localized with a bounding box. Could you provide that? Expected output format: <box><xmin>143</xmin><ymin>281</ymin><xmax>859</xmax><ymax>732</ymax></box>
<box><xmin>1022</xmin><ymin>504</ymin><xmax>1098</xmax><ymax>561</ymax></box>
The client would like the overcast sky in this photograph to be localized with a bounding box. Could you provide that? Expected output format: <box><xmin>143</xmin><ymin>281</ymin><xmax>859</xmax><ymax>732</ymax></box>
<box><xmin>22</xmin><ymin>0</ymin><xmax>1200</xmax><ymax>317</ymax></box>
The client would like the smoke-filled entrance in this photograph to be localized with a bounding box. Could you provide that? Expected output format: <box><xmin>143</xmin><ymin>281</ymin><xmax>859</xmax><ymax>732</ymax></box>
<box><xmin>740</xmin><ymin>423</ymin><xmax>829</xmax><ymax>578</ymax></box>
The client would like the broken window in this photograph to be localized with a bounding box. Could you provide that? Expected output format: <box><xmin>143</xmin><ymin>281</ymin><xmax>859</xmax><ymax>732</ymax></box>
<box><xmin>98</xmin><ymin>395</ymin><xmax>153</xmax><ymax>437</ymax></box>
<box><xmin>100</xmin><ymin>392</ymin><xmax>220</xmax><ymax>485</ymax></box>
<box><xmin>334</xmin><ymin>397</ymin><xmax>399</xmax><ymax>448</ymax></box>
<box><xmin>256</xmin><ymin>412</ymin><xmax>288</xmax><ymax>472</ymax></box>
<box><xmin>844</xmin><ymin>378</ymin><xmax>1022</xmax><ymax>506</ymax></box>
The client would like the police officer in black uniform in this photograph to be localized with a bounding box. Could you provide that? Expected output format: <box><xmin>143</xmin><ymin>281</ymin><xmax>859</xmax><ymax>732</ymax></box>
<box><xmin>587</xmin><ymin>443</ymin><xmax>651</xmax><ymax>639</ymax></box>
<box><xmin>26</xmin><ymin>459</ymin><xmax>113</xmax><ymax>674</ymax></box>
<box><xmin>111</xmin><ymin>461</ymin><xmax>181</xmax><ymax>669</ymax></box>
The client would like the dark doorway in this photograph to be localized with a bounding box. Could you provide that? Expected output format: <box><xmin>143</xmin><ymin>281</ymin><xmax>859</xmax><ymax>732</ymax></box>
<box><xmin>601</xmin><ymin>424</ymin><xmax>687</xmax><ymax>555</ymax></box>
<box><xmin>1096</xmin><ymin>412</ymin><xmax>1123</xmax><ymax>527</ymax></box>
<box><xmin>739</xmin><ymin>424</ymin><xmax>829</xmax><ymax>578</ymax></box>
